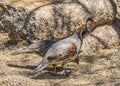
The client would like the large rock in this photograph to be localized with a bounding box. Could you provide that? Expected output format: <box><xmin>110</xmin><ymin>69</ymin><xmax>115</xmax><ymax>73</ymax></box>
<box><xmin>0</xmin><ymin>0</ymin><xmax>119</xmax><ymax>52</ymax></box>
<box><xmin>0</xmin><ymin>0</ymin><xmax>117</xmax><ymax>40</ymax></box>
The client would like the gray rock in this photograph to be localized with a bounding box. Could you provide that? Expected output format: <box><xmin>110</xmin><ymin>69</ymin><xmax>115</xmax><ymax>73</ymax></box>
<box><xmin>0</xmin><ymin>0</ymin><xmax>117</xmax><ymax>42</ymax></box>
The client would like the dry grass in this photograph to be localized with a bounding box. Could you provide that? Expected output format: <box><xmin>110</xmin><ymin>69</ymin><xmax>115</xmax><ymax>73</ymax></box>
<box><xmin>0</xmin><ymin>15</ymin><xmax>120</xmax><ymax>85</ymax></box>
<box><xmin>1</xmin><ymin>47</ymin><xmax>120</xmax><ymax>86</ymax></box>
<box><xmin>0</xmin><ymin>32</ymin><xmax>120</xmax><ymax>86</ymax></box>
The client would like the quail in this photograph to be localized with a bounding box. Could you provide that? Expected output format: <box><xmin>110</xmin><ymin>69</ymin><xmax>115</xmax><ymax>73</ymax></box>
<box><xmin>33</xmin><ymin>24</ymin><xmax>86</xmax><ymax>74</ymax></box>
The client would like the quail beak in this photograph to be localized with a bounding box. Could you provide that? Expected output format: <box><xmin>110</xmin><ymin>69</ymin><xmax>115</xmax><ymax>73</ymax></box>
<box><xmin>76</xmin><ymin>24</ymin><xmax>85</xmax><ymax>30</ymax></box>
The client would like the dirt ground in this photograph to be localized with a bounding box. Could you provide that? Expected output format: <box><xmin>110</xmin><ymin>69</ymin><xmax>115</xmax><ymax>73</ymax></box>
<box><xmin>0</xmin><ymin>33</ymin><xmax>120</xmax><ymax>86</ymax></box>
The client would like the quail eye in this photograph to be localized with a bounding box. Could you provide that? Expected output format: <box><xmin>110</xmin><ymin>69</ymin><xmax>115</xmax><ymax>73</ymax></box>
<box><xmin>47</xmin><ymin>56</ymin><xmax>51</xmax><ymax>61</ymax></box>
<box><xmin>59</xmin><ymin>54</ymin><xmax>62</xmax><ymax>57</ymax></box>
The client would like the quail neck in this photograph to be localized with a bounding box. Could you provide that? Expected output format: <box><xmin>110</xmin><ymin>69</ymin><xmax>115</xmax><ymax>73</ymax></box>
<box><xmin>72</xmin><ymin>30</ymin><xmax>82</xmax><ymax>39</ymax></box>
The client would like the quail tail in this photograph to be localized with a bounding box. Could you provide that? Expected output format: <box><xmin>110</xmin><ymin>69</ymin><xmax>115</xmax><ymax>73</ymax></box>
<box><xmin>12</xmin><ymin>48</ymin><xmax>32</xmax><ymax>55</ymax></box>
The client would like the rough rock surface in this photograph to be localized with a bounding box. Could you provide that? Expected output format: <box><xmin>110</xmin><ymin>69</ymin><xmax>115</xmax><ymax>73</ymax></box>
<box><xmin>0</xmin><ymin>0</ymin><xmax>117</xmax><ymax>41</ymax></box>
<box><xmin>0</xmin><ymin>3</ymin><xmax>36</xmax><ymax>42</ymax></box>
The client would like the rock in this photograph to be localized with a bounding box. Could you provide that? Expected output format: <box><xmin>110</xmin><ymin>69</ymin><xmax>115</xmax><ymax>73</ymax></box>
<box><xmin>114</xmin><ymin>0</ymin><xmax>120</xmax><ymax>17</ymax></box>
<box><xmin>0</xmin><ymin>3</ymin><xmax>36</xmax><ymax>42</ymax></box>
<box><xmin>0</xmin><ymin>0</ymin><xmax>120</xmax><ymax>52</ymax></box>
<box><xmin>0</xmin><ymin>0</ymin><xmax>117</xmax><ymax>42</ymax></box>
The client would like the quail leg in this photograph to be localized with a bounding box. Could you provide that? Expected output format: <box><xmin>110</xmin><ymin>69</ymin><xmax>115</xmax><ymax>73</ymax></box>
<box><xmin>75</xmin><ymin>50</ymin><xmax>82</xmax><ymax>64</ymax></box>
<box><xmin>72</xmin><ymin>52</ymin><xmax>81</xmax><ymax>65</ymax></box>
<box><xmin>50</xmin><ymin>64</ymin><xmax>57</xmax><ymax>76</ymax></box>
<box><xmin>73</xmin><ymin>57</ymin><xmax>80</xmax><ymax>65</ymax></box>
<box><xmin>53</xmin><ymin>64</ymin><xmax>57</xmax><ymax>74</ymax></box>
<box><xmin>62</xmin><ymin>63</ymin><xmax>72</xmax><ymax>76</ymax></box>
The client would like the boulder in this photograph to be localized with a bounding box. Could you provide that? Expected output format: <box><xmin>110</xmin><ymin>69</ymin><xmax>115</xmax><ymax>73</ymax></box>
<box><xmin>0</xmin><ymin>0</ymin><xmax>119</xmax><ymax>51</ymax></box>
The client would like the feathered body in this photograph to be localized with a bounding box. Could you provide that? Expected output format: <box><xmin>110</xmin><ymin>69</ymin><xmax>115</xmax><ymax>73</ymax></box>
<box><xmin>33</xmin><ymin>30</ymin><xmax>83</xmax><ymax>73</ymax></box>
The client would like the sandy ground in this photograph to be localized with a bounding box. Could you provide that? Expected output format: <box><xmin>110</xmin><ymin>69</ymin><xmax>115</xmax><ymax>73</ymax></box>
<box><xmin>0</xmin><ymin>33</ymin><xmax>120</xmax><ymax>86</ymax></box>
